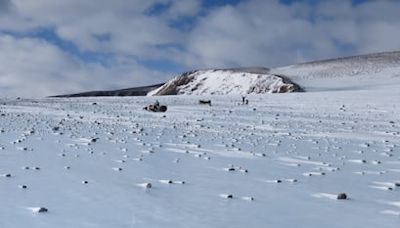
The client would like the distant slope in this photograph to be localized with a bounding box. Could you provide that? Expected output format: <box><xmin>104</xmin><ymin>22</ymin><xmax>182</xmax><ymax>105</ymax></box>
<box><xmin>52</xmin><ymin>51</ymin><xmax>400</xmax><ymax>97</ymax></box>
<box><xmin>148</xmin><ymin>68</ymin><xmax>303</xmax><ymax>96</ymax></box>
<box><xmin>271</xmin><ymin>51</ymin><xmax>400</xmax><ymax>91</ymax></box>
<box><xmin>51</xmin><ymin>83</ymin><xmax>164</xmax><ymax>98</ymax></box>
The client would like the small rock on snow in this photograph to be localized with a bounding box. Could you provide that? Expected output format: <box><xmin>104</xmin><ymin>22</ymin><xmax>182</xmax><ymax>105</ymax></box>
<box><xmin>29</xmin><ymin>207</ymin><xmax>48</xmax><ymax>213</ymax></box>
<box><xmin>220</xmin><ymin>194</ymin><xmax>233</xmax><ymax>199</ymax></box>
<box><xmin>138</xmin><ymin>182</ymin><xmax>152</xmax><ymax>189</ymax></box>
<box><xmin>337</xmin><ymin>193</ymin><xmax>347</xmax><ymax>200</ymax></box>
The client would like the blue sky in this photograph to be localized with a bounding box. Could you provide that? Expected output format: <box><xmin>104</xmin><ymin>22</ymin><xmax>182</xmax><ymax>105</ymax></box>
<box><xmin>0</xmin><ymin>0</ymin><xmax>399</xmax><ymax>97</ymax></box>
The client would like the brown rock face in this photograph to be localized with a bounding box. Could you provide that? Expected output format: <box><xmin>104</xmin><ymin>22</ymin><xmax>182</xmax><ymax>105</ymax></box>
<box><xmin>153</xmin><ymin>71</ymin><xmax>197</xmax><ymax>95</ymax></box>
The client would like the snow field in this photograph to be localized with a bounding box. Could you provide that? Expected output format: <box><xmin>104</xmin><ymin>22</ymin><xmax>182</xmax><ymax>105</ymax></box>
<box><xmin>0</xmin><ymin>85</ymin><xmax>399</xmax><ymax>227</ymax></box>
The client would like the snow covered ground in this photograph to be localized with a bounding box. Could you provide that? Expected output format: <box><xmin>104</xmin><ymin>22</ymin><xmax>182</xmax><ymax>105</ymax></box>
<box><xmin>1</xmin><ymin>83</ymin><xmax>400</xmax><ymax>227</ymax></box>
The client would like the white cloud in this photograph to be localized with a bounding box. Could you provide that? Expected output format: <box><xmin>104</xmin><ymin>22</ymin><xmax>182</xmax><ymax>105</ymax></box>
<box><xmin>0</xmin><ymin>0</ymin><xmax>184</xmax><ymax>97</ymax></box>
<box><xmin>0</xmin><ymin>35</ymin><xmax>167</xmax><ymax>97</ymax></box>
<box><xmin>183</xmin><ymin>0</ymin><xmax>400</xmax><ymax>68</ymax></box>
<box><xmin>164</xmin><ymin>0</ymin><xmax>201</xmax><ymax>19</ymax></box>
<box><xmin>7</xmin><ymin>0</ymin><xmax>183</xmax><ymax>57</ymax></box>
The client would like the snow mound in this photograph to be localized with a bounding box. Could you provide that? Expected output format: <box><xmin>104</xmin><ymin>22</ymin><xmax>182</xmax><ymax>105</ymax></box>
<box><xmin>148</xmin><ymin>68</ymin><xmax>302</xmax><ymax>96</ymax></box>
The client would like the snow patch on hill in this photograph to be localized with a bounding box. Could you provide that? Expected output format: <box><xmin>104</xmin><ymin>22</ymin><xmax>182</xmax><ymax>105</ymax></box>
<box><xmin>148</xmin><ymin>69</ymin><xmax>302</xmax><ymax>96</ymax></box>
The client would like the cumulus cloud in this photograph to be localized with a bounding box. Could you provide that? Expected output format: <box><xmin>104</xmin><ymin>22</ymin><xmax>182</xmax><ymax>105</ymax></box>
<box><xmin>183</xmin><ymin>0</ymin><xmax>400</xmax><ymax>68</ymax></box>
<box><xmin>0</xmin><ymin>0</ymin><xmax>185</xmax><ymax>97</ymax></box>
<box><xmin>0</xmin><ymin>0</ymin><xmax>399</xmax><ymax>97</ymax></box>
<box><xmin>0</xmin><ymin>35</ymin><xmax>167</xmax><ymax>97</ymax></box>
<box><xmin>8</xmin><ymin>0</ymin><xmax>184</xmax><ymax>57</ymax></box>
<box><xmin>164</xmin><ymin>0</ymin><xmax>201</xmax><ymax>19</ymax></box>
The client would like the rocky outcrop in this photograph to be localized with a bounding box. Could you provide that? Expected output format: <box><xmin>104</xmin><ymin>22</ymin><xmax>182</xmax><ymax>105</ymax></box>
<box><xmin>148</xmin><ymin>68</ymin><xmax>303</xmax><ymax>96</ymax></box>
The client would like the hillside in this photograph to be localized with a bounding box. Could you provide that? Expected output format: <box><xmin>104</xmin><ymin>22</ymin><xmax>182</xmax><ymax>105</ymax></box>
<box><xmin>52</xmin><ymin>51</ymin><xmax>400</xmax><ymax>97</ymax></box>
<box><xmin>271</xmin><ymin>51</ymin><xmax>400</xmax><ymax>91</ymax></box>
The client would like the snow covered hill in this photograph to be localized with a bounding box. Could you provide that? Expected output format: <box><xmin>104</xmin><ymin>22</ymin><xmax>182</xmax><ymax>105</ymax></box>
<box><xmin>148</xmin><ymin>68</ymin><xmax>302</xmax><ymax>96</ymax></box>
<box><xmin>148</xmin><ymin>51</ymin><xmax>400</xmax><ymax>96</ymax></box>
<box><xmin>52</xmin><ymin>51</ymin><xmax>400</xmax><ymax>97</ymax></box>
<box><xmin>272</xmin><ymin>51</ymin><xmax>400</xmax><ymax>91</ymax></box>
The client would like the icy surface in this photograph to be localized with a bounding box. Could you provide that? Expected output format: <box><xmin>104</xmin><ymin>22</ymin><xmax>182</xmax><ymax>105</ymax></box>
<box><xmin>1</xmin><ymin>84</ymin><xmax>400</xmax><ymax>227</ymax></box>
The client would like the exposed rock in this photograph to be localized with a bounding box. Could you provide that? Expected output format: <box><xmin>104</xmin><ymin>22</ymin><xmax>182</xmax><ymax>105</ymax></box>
<box><xmin>138</xmin><ymin>182</ymin><xmax>152</xmax><ymax>189</ymax></box>
<box><xmin>220</xmin><ymin>193</ymin><xmax>233</xmax><ymax>199</ymax></box>
<box><xmin>337</xmin><ymin>193</ymin><xmax>347</xmax><ymax>200</ymax></box>
<box><xmin>30</xmin><ymin>207</ymin><xmax>48</xmax><ymax>213</ymax></box>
